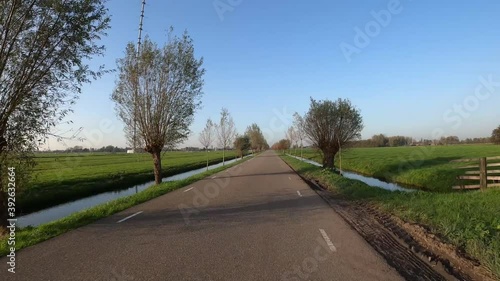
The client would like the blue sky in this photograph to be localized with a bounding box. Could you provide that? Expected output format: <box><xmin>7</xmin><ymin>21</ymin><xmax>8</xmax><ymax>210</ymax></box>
<box><xmin>46</xmin><ymin>0</ymin><xmax>500</xmax><ymax>150</ymax></box>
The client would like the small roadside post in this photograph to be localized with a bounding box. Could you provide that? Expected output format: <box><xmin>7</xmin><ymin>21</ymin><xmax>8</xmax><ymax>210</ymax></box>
<box><xmin>480</xmin><ymin>157</ymin><xmax>487</xmax><ymax>190</ymax></box>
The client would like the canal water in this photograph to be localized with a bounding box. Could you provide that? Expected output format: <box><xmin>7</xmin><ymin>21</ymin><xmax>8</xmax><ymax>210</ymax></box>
<box><xmin>287</xmin><ymin>155</ymin><xmax>413</xmax><ymax>192</ymax></box>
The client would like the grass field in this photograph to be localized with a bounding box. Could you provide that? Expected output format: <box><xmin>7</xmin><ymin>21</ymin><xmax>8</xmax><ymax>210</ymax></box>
<box><xmin>283</xmin><ymin>144</ymin><xmax>500</xmax><ymax>278</ymax></box>
<box><xmin>290</xmin><ymin>144</ymin><xmax>500</xmax><ymax>192</ymax></box>
<box><xmin>20</xmin><ymin>151</ymin><xmax>239</xmax><ymax>214</ymax></box>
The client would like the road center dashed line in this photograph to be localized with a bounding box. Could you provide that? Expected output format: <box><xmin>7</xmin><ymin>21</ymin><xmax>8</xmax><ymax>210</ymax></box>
<box><xmin>288</xmin><ymin>177</ymin><xmax>291</xmax><ymax>180</ymax></box>
<box><xmin>297</xmin><ymin>190</ymin><xmax>302</xmax><ymax>197</ymax></box>
<box><xmin>184</xmin><ymin>187</ymin><xmax>194</xmax><ymax>192</ymax></box>
<box><xmin>117</xmin><ymin>211</ymin><xmax>143</xmax><ymax>223</ymax></box>
<box><xmin>319</xmin><ymin>229</ymin><xmax>337</xmax><ymax>252</ymax></box>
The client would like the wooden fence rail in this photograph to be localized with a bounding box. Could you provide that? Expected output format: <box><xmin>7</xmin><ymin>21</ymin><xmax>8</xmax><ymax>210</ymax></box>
<box><xmin>452</xmin><ymin>156</ymin><xmax>500</xmax><ymax>190</ymax></box>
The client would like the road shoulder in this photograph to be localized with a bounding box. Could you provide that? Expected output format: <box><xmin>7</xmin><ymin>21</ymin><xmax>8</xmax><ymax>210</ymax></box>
<box><xmin>281</xmin><ymin>154</ymin><xmax>496</xmax><ymax>281</ymax></box>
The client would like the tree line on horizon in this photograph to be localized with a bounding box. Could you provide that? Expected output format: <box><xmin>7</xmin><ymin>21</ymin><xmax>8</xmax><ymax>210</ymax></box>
<box><xmin>39</xmin><ymin>131</ymin><xmax>497</xmax><ymax>154</ymax></box>
<box><xmin>352</xmin><ymin>134</ymin><xmax>496</xmax><ymax>148</ymax></box>
<box><xmin>274</xmin><ymin>126</ymin><xmax>499</xmax><ymax>150</ymax></box>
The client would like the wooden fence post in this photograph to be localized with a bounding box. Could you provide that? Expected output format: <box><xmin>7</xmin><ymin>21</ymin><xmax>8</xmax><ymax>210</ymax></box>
<box><xmin>480</xmin><ymin>157</ymin><xmax>487</xmax><ymax>190</ymax></box>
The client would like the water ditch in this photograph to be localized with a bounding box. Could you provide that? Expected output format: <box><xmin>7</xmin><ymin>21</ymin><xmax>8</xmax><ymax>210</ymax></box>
<box><xmin>287</xmin><ymin>155</ymin><xmax>414</xmax><ymax>192</ymax></box>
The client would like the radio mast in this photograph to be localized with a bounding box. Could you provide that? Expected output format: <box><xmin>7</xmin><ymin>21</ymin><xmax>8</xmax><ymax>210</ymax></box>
<box><xmin>133</xmin><ymin>0</ymin><xmax>146</xmax><ymax>153</ymax></box>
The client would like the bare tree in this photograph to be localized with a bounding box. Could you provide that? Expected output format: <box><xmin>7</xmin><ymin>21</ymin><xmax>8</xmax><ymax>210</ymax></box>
<box><xmin>293</xmin><ymin>113</ymin><xmax>306</xmax><ymax>158</ymax></box>
<box><xmin>215</xmin><ymin>108</ymin><xmax>236</xmax><ymax>165</ymax></box>
<box><xmin>199</xmin><ymin>118</ymin><xmax>214</xmax><ymax>170</ymax></box>
<box><xmin>285</xmin><ymin>126</ymin><xmax>297</xmax><ymax>154</ymax></box>
<box><xmin>112</xmin><ymin>31</ymin><xmax>205</xmax><ymax>184</ymax></box>
<box><xmin>302</xmin><ymin>98</ymin><xmax>363</xmax><ymax>170</ymax></box>
<box><xmin>0</xmin><ymin>0</ymin><xmax>110</xmax><ymax>233</ymax></box>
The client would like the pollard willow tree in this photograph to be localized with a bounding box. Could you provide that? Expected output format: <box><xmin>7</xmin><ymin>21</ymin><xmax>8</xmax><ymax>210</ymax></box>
<box><xmin>112</xmin><ymin>31</ymin><xmax>205</xmax><ymax>184</ymax></box>
<box><xmin>0</xmin><ymin>0</ymin><xmax>110</xmax><ymax>233</ymax></box>
<box><xmin>215</xmin><ymin>108</ymin><xmax>236</xmax><ymax>165</ymax></box>
<box><xmin>301</xmin><ymin>98</ymin><xmax>363</xmax><ymax>169</ymax></box>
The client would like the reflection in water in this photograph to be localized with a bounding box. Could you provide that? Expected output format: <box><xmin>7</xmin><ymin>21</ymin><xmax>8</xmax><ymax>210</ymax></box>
<box><xmin>18</xmin><ymin>156</ymin><xmax>247</xmax><ymax>227</ymax></box>
<box><xmin>288</xmin><ymin>155</ymin><xmax>413</xmax><ymax>193</ymax></box>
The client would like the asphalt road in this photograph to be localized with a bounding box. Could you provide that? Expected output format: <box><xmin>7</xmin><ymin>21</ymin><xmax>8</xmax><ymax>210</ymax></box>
<box><xmin>3</xmin><ymin>150</ymin><xmax>403</xmax><ymax>281</ymax></box>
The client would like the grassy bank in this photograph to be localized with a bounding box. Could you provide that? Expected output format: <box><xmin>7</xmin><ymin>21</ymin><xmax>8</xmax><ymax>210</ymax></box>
<box><xmin>290</xmin><ymin>144</ymin><xmax>500</xmax><ymax>192</ymax></box>
<box><xmin>281</xmin><ymin>155</ymin><xmax>500</xmax><ymax>278</ymax></box>
<box><xmin>20</xmin><ymin>151</ymin><xmax>239</xmax><ymax>214</ymax></box>
<box><xmin>0</xmin><ymin>155</ymin><xmax>250</xmax><ymax>257</ymax></box>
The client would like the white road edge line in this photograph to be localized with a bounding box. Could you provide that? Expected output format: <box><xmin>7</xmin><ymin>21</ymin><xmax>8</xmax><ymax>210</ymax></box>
<box><xmin>319</xmin><ymin>229</ymin><xmax>337</xmax><ymax>252</ymax></box>
<box><xmin>297</xmin><ymin>190</ymin><xmax>302</xmax><ymax>197</ymax></box>
<box><xmin>117</xmin><ymin>211</ymin><xmax>143</xmax><ymax>223</ymax></box>
<box><xmin>184</xmin><ymin>187</ymin><xmax>194</xmax><ymax>192</ymax></box>
<box><xmin>211</xmin><ymin>176</ymin><xmax>217</xmax><ymax>179</ymax></box>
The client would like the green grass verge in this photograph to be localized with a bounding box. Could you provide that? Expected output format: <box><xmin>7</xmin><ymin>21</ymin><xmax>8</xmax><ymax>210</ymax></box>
<box><xmin>290</xmin><ymin>144</ymin><xmax>500</xmax><ymax>192</ymax></box>
<box><xmin>281</xmin><ymin>155</ymin><xmax>500</xmax><ymax>278</ymax></box>
<box><xmin>0</xmin><ymin>155</ymin><xmax>251</xmax><ymax>257</ymax></box>
<box><xmin>20</xmin><ymin>151</ymin><xmax>239</xmax><ymax>214</ymax></box>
